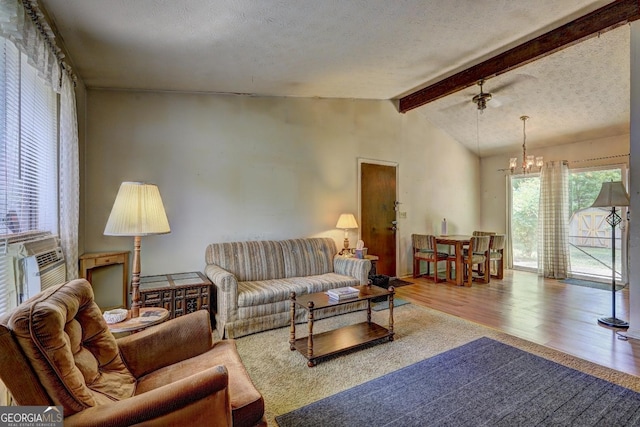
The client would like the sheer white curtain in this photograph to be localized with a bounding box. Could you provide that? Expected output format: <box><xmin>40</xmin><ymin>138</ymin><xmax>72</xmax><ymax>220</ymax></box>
<box><xmin>0</xmin><ymin>0</ymin><xmax>62</xmax><ymax>88</ymax></box>
<box><xmin>60</xmin><ymin>74</ymin><xmax>79</xmax><ymax>278</ymax></box>
<box><xmin>537</xmin><ymin>160</ymin><xmax>570</xmax><ymax>278</ymax></box>
<box><xmin>0</xmin><ymin>0</ymin><xmax>79</xmax><ymax>279</ymax></box>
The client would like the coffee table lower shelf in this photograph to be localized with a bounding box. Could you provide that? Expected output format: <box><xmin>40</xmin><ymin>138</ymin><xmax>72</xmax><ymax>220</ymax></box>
<box><xmin>291</xmin><ymin>321</ymin><xmax>392</xmax><ymax>366</ymax></box>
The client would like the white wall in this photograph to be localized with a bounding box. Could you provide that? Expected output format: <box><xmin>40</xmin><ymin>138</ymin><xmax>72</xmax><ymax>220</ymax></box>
<box><xmin>481</xmin><ymin>134</ymin><xmax>630</xmax><ymax>235</ymax></box>
<box><xmin>626</xmin><ymin>21</ymin><xmax>640</xmax><ymax>338</ymax></box>
<box><xmin>82</xmin><ymin>91</ymin><xmax>480</xmax><ymax>303</ymax></box>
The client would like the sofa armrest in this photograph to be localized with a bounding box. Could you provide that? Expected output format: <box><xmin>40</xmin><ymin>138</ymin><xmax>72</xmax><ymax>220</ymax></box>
<box><xmin>117</xmin><ymin>310</ymin><xmax>213</xmax><ymax>378</ymax></box>
<box><xmin>64</xmin><ymin>365</ymin><xmax>232</xmax><ymax>427</ymax></box>
<box><xmin>205</xmin><ymin>264</ymin><xmax>239</xmax><ymax>338</ymax></box>
<box><xmin>333</xmin><ymin>256</ymin><xmax>371</xmax><ymax>285</ymax></box>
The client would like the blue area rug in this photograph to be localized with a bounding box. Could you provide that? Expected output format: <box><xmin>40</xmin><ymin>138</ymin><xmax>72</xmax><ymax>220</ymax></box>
<box><xmin>275</xmin><ymin>337</ymin><xmax>640</xmax><ymax>426</ymax></box>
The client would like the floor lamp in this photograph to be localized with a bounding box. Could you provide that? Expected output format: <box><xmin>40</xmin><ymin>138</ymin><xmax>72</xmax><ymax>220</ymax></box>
<box><xmin>104</xmin><ymin>182</ymin><xmax>170</xmax><ymax>318</ymax></box>
<box><xmin>590</xmin><ymin>181</ymin><xmax>629</xmax><ymax>328</ymax></box>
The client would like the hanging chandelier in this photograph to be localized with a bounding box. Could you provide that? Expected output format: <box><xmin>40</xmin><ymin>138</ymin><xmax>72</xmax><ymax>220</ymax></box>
<box><xmin>509</xmin><ymin>115</ymin><xmax>543</xmax><ymax>174</ymax></box>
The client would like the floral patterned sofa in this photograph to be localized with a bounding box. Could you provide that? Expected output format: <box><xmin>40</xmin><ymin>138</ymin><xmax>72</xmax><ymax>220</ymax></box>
<box><xmin>205</xmin><ymin>237</ymin><xmax>371</xmax><ymax>338</ymax></box>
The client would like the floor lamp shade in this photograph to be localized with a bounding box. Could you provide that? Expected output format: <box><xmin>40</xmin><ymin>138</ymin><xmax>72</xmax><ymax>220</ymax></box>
<box><xmin>104</xmin><ymin>182</ymin><xmax>171</xmax><ymax>236</ymax></box>
<box><xmin>590</xmin><ymin>181</ymin><xmax>629</xmax><ymax>328</ymax></box>
<box><xmin>104</xmin><ymin>182</ymin><xmax>170</xmax><ymax>318</ymax></box>
<box><xmin>590</xmin><ymin>181</ymin><xmax>630</xmax><ymax>209</ymax></box>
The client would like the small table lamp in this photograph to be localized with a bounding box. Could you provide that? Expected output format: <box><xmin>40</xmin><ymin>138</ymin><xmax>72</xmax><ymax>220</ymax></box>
<box><xmin>336</xmin><ymin>213</ymin><xmax>358</xmax><ymax>255</ymax></box>
<box><xmin>590</xmin><ymin>181</ymin><xmax>629</xmax><ymax>328</ymax></box>
<box><xmin>104</xmin><ymin>182</ymin><xmax>170</xmax><ymax>318</ymax></box>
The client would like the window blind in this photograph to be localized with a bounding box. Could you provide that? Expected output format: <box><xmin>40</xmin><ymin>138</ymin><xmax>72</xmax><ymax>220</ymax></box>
<box><xmin>0</xmin><ymin>37</ymin><xmax>58</xmax><ymax>316</ymax></box>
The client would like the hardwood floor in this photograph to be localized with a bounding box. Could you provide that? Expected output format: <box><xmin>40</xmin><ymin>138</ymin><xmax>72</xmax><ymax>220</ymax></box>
<box><xmin>395</xmin><ymin>269</ymin><xmax>640</xmax><ymax>377</ymax></box>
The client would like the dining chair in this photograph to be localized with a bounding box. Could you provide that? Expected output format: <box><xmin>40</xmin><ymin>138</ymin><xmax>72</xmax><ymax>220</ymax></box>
<box><xmin>471</xmin><ymin>231</ymin><xmax>496</xmax><ymax>276</ymax></box>
<box><xmin>449</xmin><ymin>235</ymin><xmax>491</xmax><ymax>286</ymax></box>
<box><xmin>412</xmin><ymin>234</ymin><xmax>448</xmax><ymax>282</ymax></box>
<box><xmin>489</xmin><ymin>234</ymin><xmax>505</xmax><ymax>279</ymax></box>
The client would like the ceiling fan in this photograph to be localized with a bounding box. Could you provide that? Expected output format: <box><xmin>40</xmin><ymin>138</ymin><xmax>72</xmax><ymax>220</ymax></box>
<box><xmin>437</xmin><ymin>78</ymin><xmax>504</xmax><ymax>113</ymax></box>
<box><xmin>434</xmin><ymin>73</ymin><xmax>536</xmax><ymax>113</ymax></box>
<box><xmin>472</xmin><ymin>79</ymin><xmax>492</xmax><ymax>111</ymax></box>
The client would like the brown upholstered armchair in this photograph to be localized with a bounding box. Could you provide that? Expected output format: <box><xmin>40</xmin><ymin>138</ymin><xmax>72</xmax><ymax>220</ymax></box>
<box><xmin>0</xmin><ymin>279</ymin><xmax>265</xmax><ymax>427</ymax></box>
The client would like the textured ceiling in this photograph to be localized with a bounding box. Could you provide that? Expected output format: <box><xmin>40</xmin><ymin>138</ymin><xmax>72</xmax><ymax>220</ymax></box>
<box><xmin>418</xmin><ymin>24</ymin><xmax>630</xmax><ymax>157</ymax></box>
<box><xmin>41</xmin><ymin>0</ymin><xmax>628</xmax><ymax>157</ymax></box>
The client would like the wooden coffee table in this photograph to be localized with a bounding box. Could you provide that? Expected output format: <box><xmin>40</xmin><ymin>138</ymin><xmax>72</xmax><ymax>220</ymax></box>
<box><xmin>289</xmin><ymin>285</ymin><xmax>395</xmax><ymax>367</ymax></box>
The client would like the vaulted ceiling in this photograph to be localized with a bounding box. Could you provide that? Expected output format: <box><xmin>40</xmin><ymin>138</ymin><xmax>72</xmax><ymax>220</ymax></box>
<box><xmin>41</xmin><ymin>0</ymin><xmax>632</xmax><ymax>157</ymax></box>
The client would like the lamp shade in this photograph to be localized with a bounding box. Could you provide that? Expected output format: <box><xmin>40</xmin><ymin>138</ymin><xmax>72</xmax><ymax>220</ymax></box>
<box><xmin>336</xmin><ymin>213</ymin><xmax>358</xmax><ymax>229</ymax></box>
<box><xmin>590</xmin><ymin>181</ymin><xmax>630</xmax><ymax>208</ymax></box>
<box><xmin>104</xmin><ymin>182</ymin><xmax>171</xmax><ymax>236</ymax></box>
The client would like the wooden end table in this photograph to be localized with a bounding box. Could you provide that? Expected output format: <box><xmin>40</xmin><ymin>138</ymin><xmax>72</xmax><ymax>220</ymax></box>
<box><xmin>79</xmin><ymin>251</ymin><xmax>130</xmax><ymax>308</ymax></box>
<box><xmin>106</xmin><ymin>307</ymin><xmax>169</xmax><ymax>334</ymax></box>
<box><xmin>289</xmin><ymin>285</ymin><xmax>395</xmax><ymax>367</ymax></box>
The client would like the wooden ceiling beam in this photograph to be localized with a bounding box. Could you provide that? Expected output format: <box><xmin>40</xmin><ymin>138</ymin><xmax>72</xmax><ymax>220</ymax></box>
<box><xmin>398</xmin><ymin>0</ymin><xmax>640</xmax><ymax>113</ymax></box>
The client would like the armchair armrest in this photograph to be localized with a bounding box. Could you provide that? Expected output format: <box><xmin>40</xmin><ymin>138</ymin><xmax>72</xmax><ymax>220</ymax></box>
<box><xmin>64</xmin><ymin>365</ymin><xmax>232</xmax><ymax>427</ymax></box>
<box><xmin>205</xmin><ymin>264</ymin><xmax>240</xmax><ymax>338</ymax></box>
<box><xmin>117</xmin><ymin>310</ymin><xmax>213</xmax><ymax>378</ymax></box>
<box><xmin>334</xmin><ymin>256</ymin><xmax>371</xmax><ymax>285</ymax></box>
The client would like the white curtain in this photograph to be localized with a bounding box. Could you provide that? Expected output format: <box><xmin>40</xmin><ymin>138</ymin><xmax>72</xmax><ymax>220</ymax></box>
<box><xmin>0</xmin><ymin>0</ymin><xmax>79</xmax><ymax>279</ymax></box>
<box><xmin>60</xmin><ymin>74</ymin><xmax>79</xmax><ymax>278</ymax></box>
<box><xmin>537</xmin><ymin>160</ymin><xmax>570</xmax><ymax>278</ymax></box>
<box><xmin>0</xmin><ymin>0</ymin><xmax>63</xmax><ymax>89</ymax></box>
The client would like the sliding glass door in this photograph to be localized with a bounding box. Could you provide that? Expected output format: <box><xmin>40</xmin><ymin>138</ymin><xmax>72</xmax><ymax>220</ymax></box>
<box><xmin>510</xmin><ymin>174</ymin><xmax>540</xmax><ymax>271</ymax></box>
<box><xmin>509</xmin><ymin>165</ymin><xmax>627</xmax><ymax>282</ymax></box>
<box><xmin>567</xmin><ymin>166</ymin><xmax>625</xmax><ymax>282</ymax></box>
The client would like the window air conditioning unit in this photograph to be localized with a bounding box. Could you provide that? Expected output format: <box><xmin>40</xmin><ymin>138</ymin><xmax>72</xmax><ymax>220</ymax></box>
<box><xmin>7</xmin><ymin>233</ymin><xmax>67</xmax><ymax>303</ymax></box>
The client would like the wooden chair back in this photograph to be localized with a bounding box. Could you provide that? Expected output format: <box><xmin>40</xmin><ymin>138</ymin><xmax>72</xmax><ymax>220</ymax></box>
<box><xmin>472</xmin><ymin>230</ymin><xmax>496</xmax><ymax>237</ymax></box>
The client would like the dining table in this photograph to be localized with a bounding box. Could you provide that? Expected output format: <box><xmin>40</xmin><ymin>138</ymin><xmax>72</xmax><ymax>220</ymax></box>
<box><xmin>435</xmin><ymin>235</ymin><xmax>472</xmax><ymax>286</ymax></box>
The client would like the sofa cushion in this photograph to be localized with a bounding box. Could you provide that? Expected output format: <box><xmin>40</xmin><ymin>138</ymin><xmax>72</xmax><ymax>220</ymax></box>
<box><xmin>236</xmin><ymin>274</ymin><xmax>359</xmax><ymax>320</ymax></box>
<box><xmin>279</xmin><ymin>238</ymin><xmax>336</xmax><ymax>278</ymax></box>
<box><xmin>237</xmin><ymin>279</ymin><xmax>308</xmax><ymax>307</ymax></box>
<box><xmin>205</xmin><ymin>240</ymin><xmax>285</xmax><ymax>281</ymax></box>
<box><xmin>8</xmin><ymin>280</ymin><xmax>135</xmax><ymax>415</ymax></box>
<box><xmin>286</xmin><ymin>273</ymin><xmax>358</xmax><ymax>293</ymax></box>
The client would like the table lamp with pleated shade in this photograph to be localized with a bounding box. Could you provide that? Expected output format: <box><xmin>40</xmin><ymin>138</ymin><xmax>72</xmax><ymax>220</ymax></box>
<box><xmin>336</xmin><ymin>213</ymin><xmax>358</xmax><ymax>255</ymax></box>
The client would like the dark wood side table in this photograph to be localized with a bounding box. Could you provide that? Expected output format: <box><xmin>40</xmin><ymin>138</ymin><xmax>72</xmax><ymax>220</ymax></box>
<box><xmin>79</xmin><ymin>251</ymin><xmax>130</xmax><ymax>308</ymax></box>
<box><xmin>365</xmin><ymin>254</ymin><xmax>379</xmax><ymax>278</ymax></box>
<box><xmin>139</xmin><ymin>272</ymin><xmax>213</xmax><ymax>322</ymax></box>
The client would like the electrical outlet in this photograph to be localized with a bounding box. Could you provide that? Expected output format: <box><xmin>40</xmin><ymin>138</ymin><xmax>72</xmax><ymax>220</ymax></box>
<box><xmin>399</xmin><ymin>211</ymin><xmax>407</xmax><ymax>219</ymax></box>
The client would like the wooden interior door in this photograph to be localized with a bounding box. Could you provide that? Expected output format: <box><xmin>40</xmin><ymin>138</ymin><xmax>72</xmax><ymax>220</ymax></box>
<box><xmin>361</xmin><ymin>163</ymin><xmax>397</xmax><ymax>276</ymax></box>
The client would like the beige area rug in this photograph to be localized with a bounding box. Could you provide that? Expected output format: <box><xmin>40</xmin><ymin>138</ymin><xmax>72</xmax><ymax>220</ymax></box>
<box><xmin>234</xmin><ymin>305</ymin><xmax>640</xmax><ymax>426</ymax></box>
